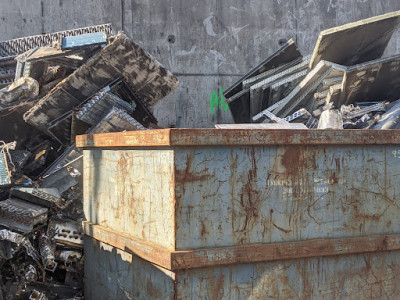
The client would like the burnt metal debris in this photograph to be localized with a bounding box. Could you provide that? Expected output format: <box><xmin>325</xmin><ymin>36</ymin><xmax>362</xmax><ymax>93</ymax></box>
<box><xmin>224</xmin><ymin>10</ymin><xmax>400</xmax><ymax>130</ymax></box>
<box><xmin>0</xmin><ymin>24</ymin><xmax>178</xmax><ymax>299</ymax></box>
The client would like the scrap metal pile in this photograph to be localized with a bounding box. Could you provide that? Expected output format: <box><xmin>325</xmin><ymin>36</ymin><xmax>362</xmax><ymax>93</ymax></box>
<box><xmin>0</xmin><ymin>25</ymin><xmax>178</xmax><ymax>299</ymax></box>
<box><xmin>222</xmin><ymin>11</ymin><xmax>400</xmax><ymax>130</ymax></box>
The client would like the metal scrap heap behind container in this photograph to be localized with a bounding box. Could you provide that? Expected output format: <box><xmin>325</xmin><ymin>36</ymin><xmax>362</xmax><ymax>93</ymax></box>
<box><xmin>0</xmin><ymin>24</ymin><xmax>178</xmax><ymax>300</ymax></box>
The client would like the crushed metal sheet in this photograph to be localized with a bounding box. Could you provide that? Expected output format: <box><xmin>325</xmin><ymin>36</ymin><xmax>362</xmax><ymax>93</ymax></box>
<box><xmin>30</xmin><ymin>289</ymin><xmax>49</xmax><ymax>300</ymax></box>
<box><xmin>88</xmin><ymin>107</ymin><xmax>147</xmax><ymax>134</ymax></box>
<box><xmin>24</xmin><ymin>32</ymin><xmax>179</xmax><ymax>135</ymax></box>
<box><xmin>227</xmin><ymin>57</ymin><xmax>309</xmax><ymax>123</ymax></box>
<box><xmin>284</xmin><ymin>108</ymin><xmax>312</xmax><ymax>122</ymax></box>
<box><xmin>0</xmin><ymin>22</ymin><xmax>179</xmax><ymax>299</ymax></box>
<box><xmin>0</xmin><ymin>198</ymin><xmax>48</xmax><ymax>233</ymax></box>
<box><xmin>242</xmin><ymin>56</ymin><xmax>309</xmax><ymax>89</ymax></box>
<box><xmin>48</xmin><ymin>218</ymin><xmax>84</xmax><ymax>248</ymax></box>
<box><xmin>341</xmin><ymin>102</ymin><xmax>388</xmax><ymax>120</ymax></box>
<box><xmin>252</xmin><ymin>60</ymin><xmax>343</xmax><ymax>121</ymax></box>
<box><xmin>0</xmin><ymin>229</ymin><xmax>39</xmax><ymax>260</ymax></box>
<box><xmin>225</xmin><ymin>42</ymin><xmax>303</xmax><ymax>123</ymax></box>
<box><xmin>317</xmin><ymin>109</ymin><xmax>343</xmax><ymax>129</ymax></box>
<box><xmin>325</xmin><ymin>83</ymin><xmax>342</xmax><ymax>106</ymax></box>
<box><xmin>39</xmin><ymin>145</ymin><xmax>82</xmax><ymax>194</ymax></box>
<box><xmin>14</xmin><ymin>47</ymin><xmax>90</xmax><ymax>81</ymax></box>
<box><xmin>339</xmin><ymin>54</ymin><xmax>400</xmax><ymax>106</ymax></box>
<box><xmin>373</xmin><ymin>99</ymin><xmax>400</xmax><ymax>129</ymax></box>
<box><xmin>46</xmin><ymin>112</ymin><xmax>73</xmax><ymax>145</ymax></box>
<box><xmin>247</xmin><ymin>59</ymin><xmax>310</xmax><ymax>118</ymax></box>
<box><xmin>309</xmin><ymin>10</ymin><xmax>400</xmax><ymax>68</ymax></box>
<box><xmin>0</xmin><ymin>99</ymin><xmax>43</xmax><ymax>145</ymax></box>
<box><xmin>40</xmin><ymin>167</ymin><xmax>81</xmax><ymax>195</ymax></box>
<box><xmin>259</xmin><ymin>109</ymin><xmax>289</xmax><ymax>124</ymax></box>
<box><xmin>0</xmin><ymin>77</ymin><xmax>39</xmax><ymax>107</ymax></box>
<box><xmin>224</xmin><ymin>38</ymin><xmax>302</xmax><ymax>99</ymax></box>
<box><xmin>270</xmin><ymin>61</ymin><xmax>346</xmax><ymax>117</ymax></box>
<box><xmin>10</xmin><ymin>187</ymin><xmax>64</xmax><ymax>208</ymax></box>
<box><xmin>41</xmin><ymin>145</ymin><xmax>82</xmax><ymax>179</ymax></box>
<box><xmin>75</xmin><ymin>88</ymin><xmax>135</xmax><ymax>126</ymax></box>
<box><xmin>39</xmin><ymin>234</ymin><xmax>57</xmax><ymax>272</ymax></box>
<box><xmin>265</xmin><ymin>69</ymin><xmax>308</xmax><ymax>109</ymax></box>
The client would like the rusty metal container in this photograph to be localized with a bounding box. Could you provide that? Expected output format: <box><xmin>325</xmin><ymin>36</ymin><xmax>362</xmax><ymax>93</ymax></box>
<box><xmin>77</xmin><ymin>129</ymin><xmax>400</xmax><ymax>299</ymax></box>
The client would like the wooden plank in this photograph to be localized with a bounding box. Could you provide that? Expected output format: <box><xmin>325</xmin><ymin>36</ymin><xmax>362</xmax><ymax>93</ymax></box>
<box><xmin>76</xmin><ymin>128</ymin><xmax>400</xmax><ymax>148</ymax></box>
<box><xmin>84</xmin><ymin>222</ymin><xmax>400</xmax><ymax>271</ymax></box>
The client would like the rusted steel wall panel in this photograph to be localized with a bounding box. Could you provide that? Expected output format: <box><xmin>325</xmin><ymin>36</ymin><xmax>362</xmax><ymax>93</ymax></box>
<box><xmin>176</xmin><ymin>250</ymin><xmax>400</xmax><ymax>299</ymax></box>
<box><xmin>84</xmin><ymin>238</ymin><xmax>175</xmax><ymax>300</ymax></box>
<box><xmin>83</xmin><ymin>140</ymin><xmax>400</xmax><ymax>251</ymax></box>
<box><xmin>82</xmin><ymin>130</ymin><xmax>400</xmax><ymax>298</ymax></box>
<box><xmin>84</xmin><ymin>236</ymin><xmax>400</xmax><ymax>300</ymax></box>
<box><xmin>83</xmin><ymin>149</ymin><xmax>176</xmax><ymax>250</ymax></box>
<box><xmin>174</xmin><ymin>145</ymin><xmax>400</xmax><ymax>249</ymax></box>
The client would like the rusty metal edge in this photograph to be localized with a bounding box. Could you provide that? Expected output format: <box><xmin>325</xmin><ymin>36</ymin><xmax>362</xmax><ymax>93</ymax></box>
<box><xmin>83</xmin><ymin>222</ymin><xmax>400</xmax><ymax>271</ymax></box>
<box><xmin>82</xmin><ymin>221</ymin><xmax>173</xmax><ymax>269</ymax></box>
<box><xmin>76</xmin><ymin>129</ymin><xmax>400</xmax><ymax>148</ymax></box>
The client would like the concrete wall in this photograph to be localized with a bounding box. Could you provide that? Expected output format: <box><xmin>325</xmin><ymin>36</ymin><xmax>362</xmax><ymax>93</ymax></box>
<box><xmin>1</xmin><ymin>0</ymin><xmax>400</xmax><ymax>128</ymax></box>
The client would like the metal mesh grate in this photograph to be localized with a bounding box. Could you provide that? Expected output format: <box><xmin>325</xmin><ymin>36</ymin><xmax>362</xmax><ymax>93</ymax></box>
<box><xmin>0</xmin><ymin>24</ymin><xmax>114</xmax><ymax>58</ymax></box>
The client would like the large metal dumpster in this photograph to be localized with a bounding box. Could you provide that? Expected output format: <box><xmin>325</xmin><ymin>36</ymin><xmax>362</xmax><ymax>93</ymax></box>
<box><xmin>77</xmin><ymin>129</ymin><xmax>400</xmax><ymax>299</ymax></box>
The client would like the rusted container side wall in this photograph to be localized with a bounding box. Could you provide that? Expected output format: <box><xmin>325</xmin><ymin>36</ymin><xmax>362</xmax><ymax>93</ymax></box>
<box><xmin>84</xmin><ymin>238</ymin><xmax>175</xmax><ymax>300</ymax></box>
<box><xmin>84</xmin><ymin>237</ymin><xmax>400</xmax><ymax>300</ymax></box>
<box><xmin>176</xmin><ymin>250</ymin><xmax>400</xmax><ymax>299</ymax></box>
<box><xmin>174</xmin><ymin>145</ymin><xmax>400</xmax><ymax>249</ymax></box>
<box><xmin>83</xmin><ymin>149</ymin><xmax>176</xmax><ymax>249</ymax></box>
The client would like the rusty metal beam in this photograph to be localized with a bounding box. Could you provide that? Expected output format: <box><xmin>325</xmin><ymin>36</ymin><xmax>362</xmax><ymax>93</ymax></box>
<box><xmin>84</xmin><ymin>222</ymin><xmax>400</xmax><ymax>271</ymax></box>
<box><xmin>76</xmin><ymin>128</ymin><xmax>400</xmax><ymax>148</ymax></box>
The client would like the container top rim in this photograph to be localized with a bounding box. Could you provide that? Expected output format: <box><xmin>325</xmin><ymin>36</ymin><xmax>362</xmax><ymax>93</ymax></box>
<box><xmin>75</xmin><ymin>128</ymin><xmax>400</xmax><ymax>148</ymax></box>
